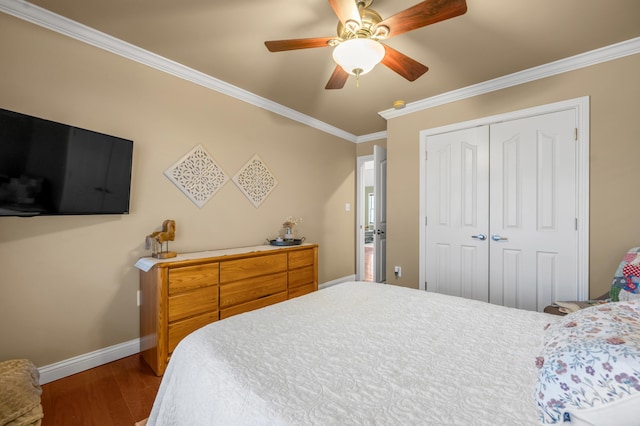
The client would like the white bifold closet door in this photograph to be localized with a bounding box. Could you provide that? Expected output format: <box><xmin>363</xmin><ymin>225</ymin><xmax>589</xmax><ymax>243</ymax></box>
<box><xmin>425</xmin><ymin>109</ymin><xmax>578</xmax><ymax>311</ymax></box>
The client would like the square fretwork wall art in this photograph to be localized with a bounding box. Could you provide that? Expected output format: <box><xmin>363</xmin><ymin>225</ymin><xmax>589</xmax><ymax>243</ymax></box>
<box><xmin>164</xmin><ymin>144</ymin><xmax>229</xmax><ymax>208</ymax></box>
<box><xmin>232</xmin><ymin>154</ymin><xmax>278</xmax><ymax>208</ymax></box>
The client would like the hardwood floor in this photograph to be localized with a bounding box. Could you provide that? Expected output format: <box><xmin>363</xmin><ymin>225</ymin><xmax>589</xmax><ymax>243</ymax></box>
<box><xmin>41</xmin><ymin>251</ymin><xmax>372</xmax><ymax>425</ymax></box>
<box><xmin>41</xmin><ymin>354</ymin><xmax>160</xmax><ymax>426</ymax></box>
<box><xmin>364</xmin><ymin>244</ymin><xmax>374</xmax><ymax>282</ymax></box>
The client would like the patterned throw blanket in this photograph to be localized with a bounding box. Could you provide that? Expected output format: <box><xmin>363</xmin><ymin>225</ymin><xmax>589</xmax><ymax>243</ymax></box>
<box><xmin>611</xmin><ymin>247</ymin><xmax>640</xmax><ymax>301</ymax></box>
<box><xmin>0</xmin><ymin>359</ymin><xmax>43</xmax><ymax>426</ymax></box>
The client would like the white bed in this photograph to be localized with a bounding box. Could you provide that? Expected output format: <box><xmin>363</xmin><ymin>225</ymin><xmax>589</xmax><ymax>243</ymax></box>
<box><xmin>148</xmin><ymin>281</ymin><xmax>558</xmax><ymax>425</ymax></box>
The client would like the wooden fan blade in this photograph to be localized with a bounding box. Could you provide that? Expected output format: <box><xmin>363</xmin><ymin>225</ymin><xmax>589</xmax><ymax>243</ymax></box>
<box><xmin>328</xmin><ymin>0</ymin><xmax>362</xmax><ymax>28</ymax></box>
<box><xmin>376</xmin><ymin>0</ymin><xmax>467</xmax><ymax>39</ymax></box>
<box><xmin>265</xmin><ymin>37</ymin><xmax>335</xmax><ymax>52</ymax></box>
<box><xmin>325</xmin><ymin>66</ymin><xmax>349</xmax><ymax>90</ymax></box>
<box><xmin>382</xmin><ymin>45</ymin><xmax>429</xmax><ymax>82</ymax></box>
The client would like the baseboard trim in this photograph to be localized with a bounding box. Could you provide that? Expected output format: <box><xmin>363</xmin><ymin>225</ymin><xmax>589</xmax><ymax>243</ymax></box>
<box><xmin>319</xmin><ymin>275</ymin><xmax>356</xmax><ymax>290</ymax></box>
<box><xmin>38</xmin><ymin>277</ymin><xmax>356</xmax><ymax>384</ymax></box>
<box><xmin>38</xmin><ymin>338</ymin><xmax>140</xmax><ymax>384</ymax></box>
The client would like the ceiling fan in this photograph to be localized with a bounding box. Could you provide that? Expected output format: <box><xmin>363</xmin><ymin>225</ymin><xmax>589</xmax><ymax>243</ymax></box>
<box><xmin>265</xmin><ymin>0</ymin><xmax>467</xmax><ymax>89</ymax></box>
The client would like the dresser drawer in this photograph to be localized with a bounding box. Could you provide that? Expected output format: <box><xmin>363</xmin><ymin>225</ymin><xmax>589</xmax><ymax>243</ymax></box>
<box><xmin>288</xmin><ymin>248</ymin><xmax>315</xmax><ymax>269</ymax></box>
<box><xmin>220</xmin><ymin>253</ymin><xmax>287</xmax><ymax>282</ymax></box>
<box><xmin>289</xmin><ymin>282</ymin><xmax>316</xmax><ymax>299</ymax></box>
<box><xmin>219</xmin><ymin>272</ymin><xmax>287</xmax><ymax>308</ymax></box>
<box><xmin>168</xmin><ymin>311</ymin><xmax>218</xmax><ymax>353</ymax></box>
<box><xmin>168</xmin><ymin>263</ymin><xmax>219</xmax><ymax>295</ymax></box>
<box><xmin>219</xmin><ymin>291</ymin><xmax>288</xmax><ymax>320</ymax></box>
<box><xmin>288</xmin><ymin>265</ymin><xmax>315</xmax><ymax>289</ymax></box>
<box><xmin>168</xmin><ymin>286</ymin><xmax>218</xmax><ymax>322</ymax></box>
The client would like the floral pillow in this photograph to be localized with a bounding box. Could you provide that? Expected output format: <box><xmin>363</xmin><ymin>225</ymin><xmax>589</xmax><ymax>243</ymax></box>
<box><xmin>535</xmin><ymin>300</ymin><xmax>640</xmax><ymax>425</ymax></box>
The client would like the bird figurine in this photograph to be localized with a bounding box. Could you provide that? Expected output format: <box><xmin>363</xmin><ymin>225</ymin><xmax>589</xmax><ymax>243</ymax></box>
<box><xmin>145</xmin><ymin>219</ymin><xmax>177</xmax><ymax>259</ymax></box>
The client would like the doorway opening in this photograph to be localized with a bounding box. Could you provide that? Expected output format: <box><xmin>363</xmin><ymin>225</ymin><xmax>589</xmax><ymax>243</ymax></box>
<box><xmin>357</xmin><ymin>156</ymin><xmax>375</xmax><ymax>282</ymax></box>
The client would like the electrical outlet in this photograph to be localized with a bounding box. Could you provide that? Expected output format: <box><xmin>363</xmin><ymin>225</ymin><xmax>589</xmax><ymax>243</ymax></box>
<box><xmin>394</xmin><ymin>266</ymin><xmax>402</xmax><ymax>278</ymax></box>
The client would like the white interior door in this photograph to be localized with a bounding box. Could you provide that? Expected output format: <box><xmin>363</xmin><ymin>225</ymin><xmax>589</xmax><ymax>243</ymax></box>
<box><xmin>425</xmin><ymin>127</ymin><xmax>490</xmax><ymax>301</ymax></box>
<box><xmin>489</xmin><ymin>110</ymin><xmax>578</xmax><ymax>310</ymax></box>
<box><xmin>425</xmin><ymin>109</ymin><xmax>579</xmax><ymax>311</ymax></box>
<box><xmin>374</xmin><ymin>145</ymin><xmax>387</xmax><ymax>283</ymax></box>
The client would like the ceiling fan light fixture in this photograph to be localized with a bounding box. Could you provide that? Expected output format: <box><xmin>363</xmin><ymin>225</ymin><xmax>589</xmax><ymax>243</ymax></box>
<box><xmin>332</xmin><ymin>38</ymin><xmax>385</xmax><ymax>76</ymax></box>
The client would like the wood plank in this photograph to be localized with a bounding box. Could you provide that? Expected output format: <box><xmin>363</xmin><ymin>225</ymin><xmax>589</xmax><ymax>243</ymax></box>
<box><xmin>139</xmin><ymin>267</ymin><xmax>165</xmax><ymax>377</ymax></box>
<box><xmin>219</xmin><ymin>272</ymin><xmax>287</xmax><ymax>308</ymax></box>
<box><xmin>168</xmin><ymin>286</ymin><xmax>218</xmax><ymax>323</ymax></box>
<box><xmin>288</xmin><ymin>265</ymin><xmax>315</xmax><ymax>289</ymax></box>
<box><xmin>168</xmin><ymin>311</ymin><xmax>218</xmax><ymax>353</ymax></box>
<box><xmin>219</xmin><ymin>292</ymin><xmax>287</xmax><ymax>319</ymax></box>
<box><xmin>168</xmin><ymin>263</ymin><xmax>219</xmax><ymax>295</ymax></box>
<box><xmin>288</xmin><ymin>282</ymin><xmax>316</xmax><ymax>299</ymax></box>
<box><xmin>288</xmin><ymin>248</ymin><xmax>315</xmax><ymax>269</ymax></box>
<box><xmin>219</xmin><ymin>253</ymin><xmax>287</xmax><ymax>282</ymax></box>
<box><xmin>41</xmin><ymin>355</ymin><xmax>160</xmax><ymax>426</ymax></box>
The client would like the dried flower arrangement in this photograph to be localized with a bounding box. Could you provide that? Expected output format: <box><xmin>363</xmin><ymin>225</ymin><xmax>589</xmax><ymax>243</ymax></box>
<box><xmin>282</xmin><ymin>216</ymin><xmax>302</xmax><ymax>230</ymax></box>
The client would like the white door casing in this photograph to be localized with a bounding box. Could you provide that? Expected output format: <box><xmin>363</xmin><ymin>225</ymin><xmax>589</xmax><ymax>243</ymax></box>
<box><xmin>420</xmin><ymin>97</ymin><xmax>589</xmax><ymax>310</ymax></box>
<box><xmin>374</xmin><ymin>145</ymin><xmax>387</xmax><ymax>283</ymax></box>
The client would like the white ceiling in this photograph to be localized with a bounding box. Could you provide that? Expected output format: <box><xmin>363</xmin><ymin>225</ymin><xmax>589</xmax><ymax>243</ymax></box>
<box><xmin>6</xmin><ymin>0</ymin><xmax>640</xmax><ymax>138</ymax></box>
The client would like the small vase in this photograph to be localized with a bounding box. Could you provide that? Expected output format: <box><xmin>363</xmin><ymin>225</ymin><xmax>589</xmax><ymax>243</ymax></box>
<box><xmin>284</xmin><ymin>227</ymin><xmax>294</xmax><ymax>240</ymax></box>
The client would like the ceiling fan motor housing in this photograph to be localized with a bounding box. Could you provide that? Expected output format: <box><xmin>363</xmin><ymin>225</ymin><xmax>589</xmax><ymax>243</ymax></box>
<box><xmin>336</xmin><ymin>5</ymin><xmax>387</xmax><ymax>41</ymax></box>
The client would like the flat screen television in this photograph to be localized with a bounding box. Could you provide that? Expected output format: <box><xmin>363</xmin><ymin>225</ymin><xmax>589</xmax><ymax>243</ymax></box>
<box><xmin>0</xmin><ymin>108</ymin><xmax>133</xmax><ymax>216</ymax></box>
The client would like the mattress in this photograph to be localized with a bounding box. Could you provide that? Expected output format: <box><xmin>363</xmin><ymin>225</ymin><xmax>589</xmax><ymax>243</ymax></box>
<box><xmin>148</xmin><ymin>281</ymin><xmax>556</xmax><ymax>425</ymax></box>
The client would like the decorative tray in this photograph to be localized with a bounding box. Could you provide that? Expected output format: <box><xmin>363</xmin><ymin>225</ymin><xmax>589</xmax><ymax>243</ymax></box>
<box><xmin>267</xmin><ymin>237</ymin><xmax>305</xmax><ymax>246</ymax></box>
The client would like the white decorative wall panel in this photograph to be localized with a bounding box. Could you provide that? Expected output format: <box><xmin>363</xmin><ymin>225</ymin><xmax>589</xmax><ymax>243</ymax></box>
<box><xmin>537</xmin><ymin>131</ymin><xmax>556</xmax><ymax>230</ymax></box>
<box><xmin>501</xmin><ymin>248</ymin><xmax>522</xmax><ymax>308</ymax></box>
<box><xmin>461</xmin><ymin>142</ymin><xmax>477</xmax><ymax>227</ymax></box>
<box><xmin>437</xmin><ymin>146</ymin><xmax>451</xmax><ymax>225</ymax></box>
<box><xmin>537</xmin><ymin>251</ymin><xmax>558</xmax><ymax>311</ymax></box>
<box><xmin>459</xmin><ymin>245</ymin><xmax>474</xmax><ymax>298</ymax></box>
<box><xmin>434</xmin><ymin>243</ymin><xmax>451</xmax><ymax>295</ymax></box>
<box><xmin>503</xmin><ymin>136</ymin><xmax>521</xmax><ymax>229</ymax></box>
<box><xmin>232</xmin><ymin>155</ymin><xmax>278</xmax><ymax>208</ymax></box>
<box><xmin>164</xmin><ymin>144</ymin><xmax>229</xmax><ymax>208</ymax></box>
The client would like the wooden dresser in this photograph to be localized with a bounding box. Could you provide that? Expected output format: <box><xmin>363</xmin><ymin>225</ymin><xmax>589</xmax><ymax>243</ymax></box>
<box><xmin>139</xmin><ymin>244</ymin><xmax>318</xmax><ymax>375</ymax></box>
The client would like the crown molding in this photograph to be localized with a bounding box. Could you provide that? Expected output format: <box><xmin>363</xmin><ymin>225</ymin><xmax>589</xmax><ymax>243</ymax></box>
<box><xmin>379</xmin><ymin>37</ymin><xmax>640</xmax><ymax>120</ymax></box>
<box><xmin>0</xmin><ymin>0</ymin><xmax>358</xmax><ymax>143</ymax></box>
<box><xmin>2</xmin><ymin>1</ymin><xmax>637</xmax><ymax>142</ymax></box>
<box><xmin>355</xmin><ymin>131</ymin><xmax>387</xmax><ymax>143</ymax></box>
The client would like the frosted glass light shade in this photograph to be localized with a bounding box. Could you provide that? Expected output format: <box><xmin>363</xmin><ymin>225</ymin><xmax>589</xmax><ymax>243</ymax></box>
<box><xmin>332</xmin><ymin>38</ymin><xmax>385</xmax><ymax>76</ymax></box>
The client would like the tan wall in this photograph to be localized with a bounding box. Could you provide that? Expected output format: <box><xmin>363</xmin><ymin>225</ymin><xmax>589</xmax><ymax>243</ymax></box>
<box><xmin>0</xmin><ymin>14</ymin><xmax>356</xmax><ymax>366</ymax></box>
<box><xmin>355</xmin><ymin>139</ymin><xmax>386</xmax><ymax>157</ymax></box>
<box><xmin>386</xmin><ymin>54</ymin><xmax>640</xmax><ymax>298</ymax></box>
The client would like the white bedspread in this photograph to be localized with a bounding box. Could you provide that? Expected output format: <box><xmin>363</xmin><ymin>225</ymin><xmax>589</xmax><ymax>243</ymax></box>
<box><xmin>149</xmin><ymin>281</ymin><xmax>556</xmax><ymax>425</ymax></box>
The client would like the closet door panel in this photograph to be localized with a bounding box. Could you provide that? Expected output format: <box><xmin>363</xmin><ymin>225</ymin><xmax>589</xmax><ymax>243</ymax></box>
<box><xmin>426</xmin><ymin>126</ymin><xmax>490</xmax><ymax>302</ymax></box>
<box><xmin>489</xmin><ymin>109</ymin><xmax>577</xmax><ymax>311</ymax></box>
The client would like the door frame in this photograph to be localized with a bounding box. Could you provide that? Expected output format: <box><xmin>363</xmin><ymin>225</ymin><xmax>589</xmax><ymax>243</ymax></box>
<box><xmin>373</xmin><ymin>145</ymin><xmax>387</xmax><ymax>283</ymax></box>
<box><xmin>356</xmin><ymin>154</ymin><xmax>374</xmax><ymax>281</ymax></box>
<box><xmin>418</xmin><ymin>96</ymin><xmax>590</xmax><ymax>299</ymax></box>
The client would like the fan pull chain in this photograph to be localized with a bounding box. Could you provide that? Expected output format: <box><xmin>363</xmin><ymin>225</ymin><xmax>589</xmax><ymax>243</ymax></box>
<box><xmin>354</xmin><ymin>68</ymin><xmax>363</xmax><ymax>88</ymax></box>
